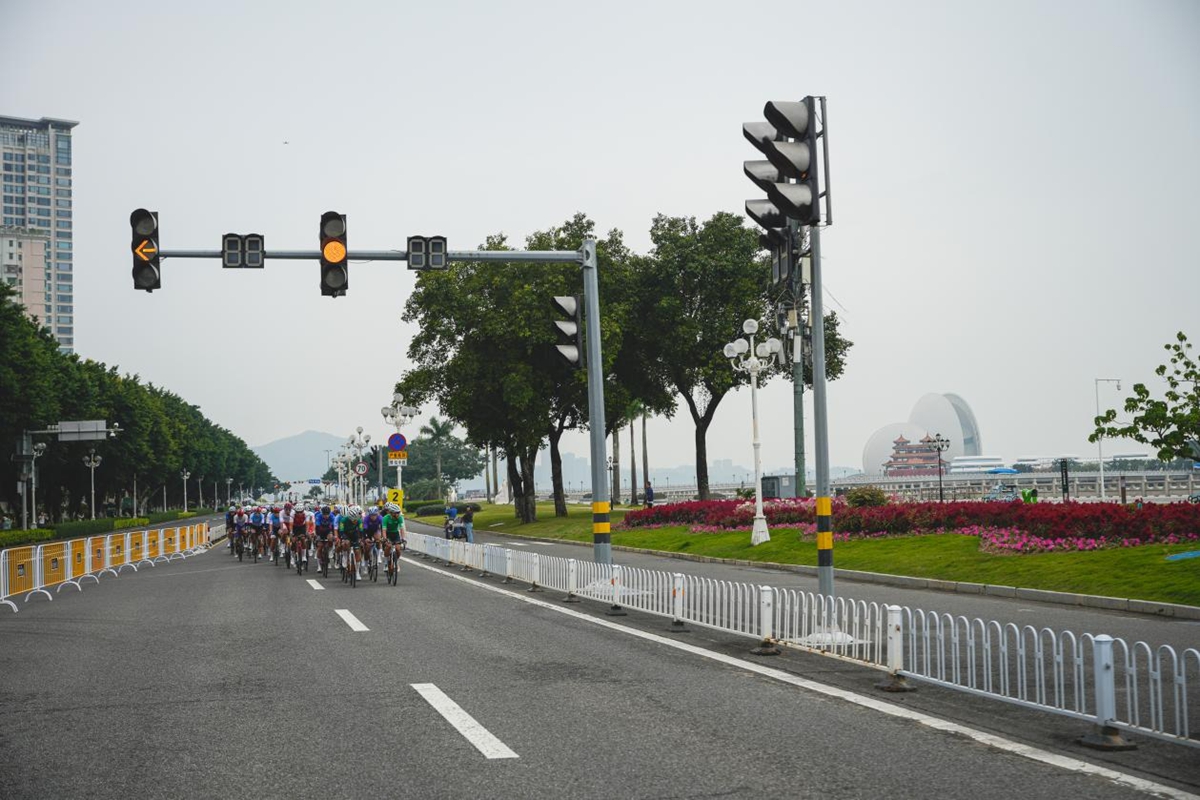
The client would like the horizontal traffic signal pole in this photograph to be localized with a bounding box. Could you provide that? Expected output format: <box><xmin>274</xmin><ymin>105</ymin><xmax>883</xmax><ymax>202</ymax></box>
<box><xmin>155</xmin><ymin>248</ymin><xmax>585</xmax><ymax>264</ymax></box>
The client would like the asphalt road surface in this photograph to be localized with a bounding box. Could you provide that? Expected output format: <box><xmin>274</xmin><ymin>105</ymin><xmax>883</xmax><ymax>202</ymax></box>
<box><xmin>1</xmin><ymin>528</ymin><xmax>1197</xmax><ymax>800</ymax></box>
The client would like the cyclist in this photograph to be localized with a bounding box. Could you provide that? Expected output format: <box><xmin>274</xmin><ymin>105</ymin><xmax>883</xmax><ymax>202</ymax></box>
<box><xmin>288</xmin><ymin>503</ymin><xmax>307</xmax><ymax>568</ymax></box>
<box><xmin>225</xmin><ymin>506</ymin><xmax>236</xmax><ymax>551</ymax></box>
<box><xmin>248</xmin><ymin>506</ymin><xmax>267</xmax><ymax>556</ymax></box>
<box><xmin>382</xmin><ymin>502</ymin><xmax>406</xmax><ymax>579</ymax></box>
<box><xmin>312</xmin><ymin>505</ymin><xmax>337</xmax><ymax>574</ymax></box>
<box><xmin>232</xmin><ymin>506</ymin><xmax>250</xmax><ymax>555</ymax></box>
<box><xmin>268</xmin><ymin>506</ymin><xmax>284</xmax><ymax>564</ymax></box>
<box><xmin>339</xmin><ymin>505</ymin><xmax>365</xmax><ymax>581</ymax></box>
<box><xmin>362</xmin><ymin>506</ymin><xmax>384</xmax><ymax>572</ymax></box>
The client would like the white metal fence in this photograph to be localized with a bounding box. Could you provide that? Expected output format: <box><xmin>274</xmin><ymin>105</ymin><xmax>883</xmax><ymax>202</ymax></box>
<box><xmin>406</xmin><ymin>531</ymin><xmax>1200</xmax><ymax>748</ymax></box>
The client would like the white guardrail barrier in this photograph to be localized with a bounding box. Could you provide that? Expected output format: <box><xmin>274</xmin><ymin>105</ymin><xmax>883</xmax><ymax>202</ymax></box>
<box><xmin>1</xmin><ymin>522</ymin><xmax>213</xmax><ymax>614</ymax></box>
<box><xmin>406</xmin><ymin>531</ymin><xmax>1199</xmax><ymax>750</ymax></box>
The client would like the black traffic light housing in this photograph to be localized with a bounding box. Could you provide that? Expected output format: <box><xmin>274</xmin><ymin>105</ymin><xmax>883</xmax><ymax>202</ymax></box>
<box><xmin>551</xmin><ymin>295</ymin><xmax>583</xmax><ymax>368</ymax></box>
<box><xmin>130</xmin><ymin>208</ymin><xmax>160</xmax><ymax>291</ymax></box>
<box><xmin>743</xmin><ymin>96</ymin><xmax>821</xmax><ymax>228</ymax></box>
<box><xmin>319</xmin><ymin>211</ymin><xmax>348</xmax><ymax>297</ymax></box>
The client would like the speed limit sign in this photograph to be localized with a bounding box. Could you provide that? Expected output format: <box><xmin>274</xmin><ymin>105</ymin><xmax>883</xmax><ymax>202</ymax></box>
<box><xmin>354</xmin><ymin>461</ymin><xmax>368</xmax><ymax>476</ymax></box>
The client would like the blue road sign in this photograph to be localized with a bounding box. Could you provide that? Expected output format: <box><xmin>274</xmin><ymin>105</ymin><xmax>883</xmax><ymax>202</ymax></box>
<box><xmin>308</xmin><ymin>479</ymin><xmax>321</xmax><ymax>484</ymax></box>
<box><xmin>388</xmin><ymin>433</ymin><xmax>407</xmax><ymax>451</ymax></box>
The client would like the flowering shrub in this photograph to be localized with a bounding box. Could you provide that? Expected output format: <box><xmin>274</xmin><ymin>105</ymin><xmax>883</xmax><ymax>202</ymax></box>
<box><xmin>618</xmin><ymin>498</ymin><xmax>1200</xmax><ymax>553</ymax></box>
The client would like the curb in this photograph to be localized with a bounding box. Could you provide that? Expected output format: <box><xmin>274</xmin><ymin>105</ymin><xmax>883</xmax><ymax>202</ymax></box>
<box><xmin>443</xmin><ymin>522</ymin><xmax>1200</xmax><ymax>621</ymax></box>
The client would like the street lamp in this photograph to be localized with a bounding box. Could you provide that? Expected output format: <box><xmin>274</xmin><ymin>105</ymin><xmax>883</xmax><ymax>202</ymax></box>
<box><xmin>83</xmin><ymin>449</ymin><xmax>102</xmax><ymax>520</ymax></box>
<box><xmin>1094</xmin><ymin>378</ymin><xmax>1121</xmax><ymax>501</ymax></box>
<box><xmin>349</xmin><ymin>429</ymin><xmax>371</xmax><ymax>505</ymax></box>
<box><xmin>31</xmin><ymin>442</ymin><xmax>47</xmax><ymax>527</ymax></box>
<box><xmin>724</xmin><ymin>318</ymin><xmax>782</xmax><ymax>546</ymax></box>
<box><xmin>929</xmin><ymin>434</ymin><xmax>951</xmax><ymax>502</ymax></box>
<box><xmin>381</xmin><ymin>392</ymin><xmax>420</xmax><ymax>503</ymax></box>
<box><xmin>181</xmin><ymin>469</ymin><xmax>191</xmax><ymax>512</ymax></box>
<box><xmin>226</xmin><ymin>477</ymin><xmax>233</xmax><ymax>507</ymax></box>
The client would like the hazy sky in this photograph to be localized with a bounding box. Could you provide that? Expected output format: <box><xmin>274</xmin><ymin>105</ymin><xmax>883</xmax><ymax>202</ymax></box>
<box><xmin>4</xmin><ymin>0</ymin><xmax>1198</xmax><ymax>476</ymax></box>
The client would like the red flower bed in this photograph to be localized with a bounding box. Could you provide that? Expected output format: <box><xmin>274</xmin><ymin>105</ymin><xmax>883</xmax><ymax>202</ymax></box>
<box><xmin>621</xmin><ymin>498</ymin><xmax>1200</xmax><ymax>544</ymax></box>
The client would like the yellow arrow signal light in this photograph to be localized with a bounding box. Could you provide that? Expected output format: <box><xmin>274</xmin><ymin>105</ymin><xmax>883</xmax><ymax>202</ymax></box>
<box><xmin>134</xmin><ymin>239</ymin><xmax>158</xmax><ymax>261</ymax></box>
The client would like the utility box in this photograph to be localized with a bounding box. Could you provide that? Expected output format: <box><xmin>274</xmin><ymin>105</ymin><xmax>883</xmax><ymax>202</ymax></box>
<box><xmin>762</xmin><ymin>474</ymin><xmax>797</xmax><ymax>499</ymax></box>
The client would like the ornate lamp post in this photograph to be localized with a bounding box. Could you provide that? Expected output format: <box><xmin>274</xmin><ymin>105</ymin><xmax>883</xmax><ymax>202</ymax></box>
<box><xmin>723</xmin><ymin>319</ymin><xmax>782</xmax><ymax>546</ymax></box>
<box><xmin>929</xmin><ymin>434</ymin><xmax>950</xmax><ymax>502</ymax></box>
<box><xmin>30</xmin><ymin>443</ymin><xmax>47</xmax><ymax>526</ymax></box>
<box><xmin>226</xmin><ymin>477</ymin><xmax>233</xmax><ymax>507</ymax></box>
<box><xmin>381</xmin><ymin>393</ymin><xmax>419</xmax><ymax>501</ymax></box>
<box><xmin>83</xmin><ymin>449</ymin><xmax>103</xmax><ymax>519</ymax></box>
<box><xmin>181</xmin><ymin>469</ymin><xmax>191</xmax><ymax>512</ymax></box>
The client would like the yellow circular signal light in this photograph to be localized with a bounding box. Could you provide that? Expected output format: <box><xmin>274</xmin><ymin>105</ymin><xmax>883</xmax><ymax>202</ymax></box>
<box><xmin>322</xmin><ymin>240</ymin><xmax>347</xmax><ymax>263</ymax></box>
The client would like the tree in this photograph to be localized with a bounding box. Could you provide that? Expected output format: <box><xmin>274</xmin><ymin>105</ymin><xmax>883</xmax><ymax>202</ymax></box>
<box><xmin>632</xmin><ymin>213</ymin><xmax>852</xmax><ymax>500</ymax></box>
<box><xmin>1092</xmin><ymin>331</ymin><xmax>1199</xmax><ymax>462</ymax></box>
<box><xmin>419</xmin><ymin>417</ymin><xmax>455</xmax><ymax>491</ymax></box>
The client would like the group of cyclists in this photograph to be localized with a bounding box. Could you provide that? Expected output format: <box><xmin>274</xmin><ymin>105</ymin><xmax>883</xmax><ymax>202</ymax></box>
<box><xmin>223</xmin><ymin>500</ymin><xmax>407</xmax><ymax>587</ymax></box>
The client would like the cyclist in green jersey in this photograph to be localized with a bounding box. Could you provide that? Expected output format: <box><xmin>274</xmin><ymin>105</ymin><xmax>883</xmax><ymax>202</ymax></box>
<box><xmin>382</xmin><ymin>502</ymin><xmax>406</xmax><ymax>580</ymax></box>
<box><xmin>339</xmin><ymin>506</ymin><xmax>365</xmax><ymax>581</ymax></box>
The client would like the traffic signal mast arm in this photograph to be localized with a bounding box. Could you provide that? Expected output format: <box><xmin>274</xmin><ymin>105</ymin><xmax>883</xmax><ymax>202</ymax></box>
<box><xmin>153</xmin><ymin>248</ymin><xmax>585</xmax><ymax>264</ymax></box>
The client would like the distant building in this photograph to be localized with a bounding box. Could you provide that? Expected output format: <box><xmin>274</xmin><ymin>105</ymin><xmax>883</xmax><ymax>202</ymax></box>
<box><xmin>861</xmin><ymin>393</ymin><xmax>983</xmax><ymax>474</ymax></box>
<box><xmin>883</xmin><ymin>434</ymin><xmax>942</xmax><ymax>477</ymax></box>
<box><xmin>1</xmin><ymin>115</ymin><xmax>78</xmax><ymax>353</ymax></box>
<box><xmin>947</xmin><ymin>455</ymin><xmax>1006</xmax><ymax>474</ymax></box>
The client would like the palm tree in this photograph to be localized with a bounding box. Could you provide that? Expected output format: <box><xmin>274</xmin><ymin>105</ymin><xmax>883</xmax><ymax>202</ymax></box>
<box><xmin>419</xmin><ymin>417</ymin><xmax>455</xmax><ymax>494</ymax></box>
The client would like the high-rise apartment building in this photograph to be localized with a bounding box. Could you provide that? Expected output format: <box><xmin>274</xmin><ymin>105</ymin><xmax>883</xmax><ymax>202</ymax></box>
<box><xmin>1</xmin><ymin>115</ymin><xmax>78</xmax><ymax>353</ymax></box>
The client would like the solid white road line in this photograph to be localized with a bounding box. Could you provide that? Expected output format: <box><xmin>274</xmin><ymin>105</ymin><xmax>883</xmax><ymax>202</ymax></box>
<box><xmin>408</xmin><ymin>558</ymin><xmax>1198</xmax><ymax>800</ymax></box>
<box><xmin>335</xmin><ymin>609</ymin><xmax>369</xmax><ymax>631</ymax></box>
<box><xmin>412</xmin><ymin>683</ymin><xmax>519</xmax><ymax>760</ymax></box>
<box><xmin>307</xmin><ymin>579</ymin><xmax>324</xmax><ymax>591</ymax></box>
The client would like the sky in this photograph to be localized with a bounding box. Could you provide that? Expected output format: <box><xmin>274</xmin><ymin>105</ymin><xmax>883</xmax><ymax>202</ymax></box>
<box><xmin>4</xmin><ymin>0</ymin><xmax>1198</xmax><ymax>477</ymax></box>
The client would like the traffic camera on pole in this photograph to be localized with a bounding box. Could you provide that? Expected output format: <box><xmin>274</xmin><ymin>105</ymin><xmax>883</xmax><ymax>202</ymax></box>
<box><xmin>551</xmin><ymin>295</ymin><xmax>583</xmax><ymax>368</ymax></box>
<box><xmin>130</xmin><ymin>208</ymin><xmax>161</xmax><ymax>291</ymax></box>
<box><xmin>319</xmin><ymin>211</ymin><xmax>348</xmax><ymax>297</ymax></box>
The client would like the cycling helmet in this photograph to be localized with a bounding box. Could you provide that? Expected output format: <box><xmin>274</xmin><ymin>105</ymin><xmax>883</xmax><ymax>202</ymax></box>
<box><xmin>321</xmin><ymin>506</ymin><xmax>331</xmax><ymax>514</ymax></box>
<box><xmin>384</xmin><ymin>502</ymin><xmax>401</xmax><ymax>514</ymax></box>
<box><xmin>367</xmin><ymin>507</ymin><xmax>380</xmax><ymax>516</ymax></box>
<box><xmin>228</xmin><ymin>506</ymin><xmax>235</xmax><ymax>512</ymax></box>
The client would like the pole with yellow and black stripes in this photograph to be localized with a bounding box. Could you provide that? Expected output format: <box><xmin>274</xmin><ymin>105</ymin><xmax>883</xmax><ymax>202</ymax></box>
<box><xmin>809</xmin><ymin>224</ymin><xmax>834</xmax><ymax>598</ymax></box>
<box><xmin>580</xmin><ymin>239</ymin><xmax>613</xmax><ymax>566</ymax></box>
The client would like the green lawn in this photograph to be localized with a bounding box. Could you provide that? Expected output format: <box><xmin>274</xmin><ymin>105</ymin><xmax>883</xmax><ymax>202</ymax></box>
<box><xmin>447</xmin><ymin>503</ymin><xmax>1200</xmax><ymax>607</ymax></box>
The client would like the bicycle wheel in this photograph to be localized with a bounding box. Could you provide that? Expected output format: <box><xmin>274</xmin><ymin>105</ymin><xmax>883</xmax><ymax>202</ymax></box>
<box><xmin>348</xmin><ymin>552</ymin><xmax>357</xmax><ymax>588</ymax></box>
<box><xmin>236</xmin><ymin>538</ymin><xmax>243</xmax><ymax>562</ymax></box>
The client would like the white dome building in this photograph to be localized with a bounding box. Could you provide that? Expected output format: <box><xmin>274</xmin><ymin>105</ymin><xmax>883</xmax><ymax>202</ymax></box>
<box><xmin>861</xmin><ymin>393</ymin><xmax>983</xmax><ymax>475</ymax></box>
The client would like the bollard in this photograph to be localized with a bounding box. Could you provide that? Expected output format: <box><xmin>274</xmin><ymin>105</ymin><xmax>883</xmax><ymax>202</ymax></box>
<box><xmin>563</xmin><ymin>558</ymin><xmax>581</xmax><ymax>603</ymax></box>
<box><xmin>479</xmin><ymin>544</ymin><xmax>493</xmax><ymax>578</ymax></box>
<box><xmin>459</xmin><ymin>541</ymin><xmax>473</xmax><ymax>572</ymax></box>
<box><xmin>504</xmin><ymin>549</ymin><xmax>514</xmax><ymax>583</ymax></box>
<box><xmin>605</xmin><ymin>564</ymin><xmax>627</xmax><ymax>616</ymax></box>
<box><xmin>528</xmin><ymin>553</ymin><xmax>543</xmax><ymax>592</ymax></box>
<box><xmin>876</xmin><ymin>605</ymin><xmax>915</xmax><ymax>692</ymax></box>
<box><xmin>668</xmin><ymin>572</ymin><xmax>689</xmax><ymax>632</ymax></box>
<box><xmin>1079</xmin><ymin>635</ymin><xmax>1136</xmax><ymax>750</ymax></box>
<box><xmin>751</xmin><ymin>585</ymin><xmax>780</xmax><ymax>655</ymax></box>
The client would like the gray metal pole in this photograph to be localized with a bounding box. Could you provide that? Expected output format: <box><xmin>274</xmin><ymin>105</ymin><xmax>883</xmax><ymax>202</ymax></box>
<box><xmin>809</xmin><ymin>225</ymin><xmax>834</xmax><ymax>599</ymax></box>
<box><xmin>790</xmin><ymin>225</ymin><xmax>807</xmax><ymax>498</ymax></box>
<box><xmin>581</xmin><ymin>239</ymin><xmax>611</xmax><ymax>565</ymax></box>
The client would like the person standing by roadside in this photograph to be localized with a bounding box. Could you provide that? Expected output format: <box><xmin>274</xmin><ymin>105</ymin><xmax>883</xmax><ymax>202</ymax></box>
<box><xmin>461</xmin><ymin>506</ymin><xmax>475</xmax><ymax>543</ymax></box>
<box><xmin>644</xmin><ymin>482</ymin><xmax>654</xmax><ymax>508</ymax></box>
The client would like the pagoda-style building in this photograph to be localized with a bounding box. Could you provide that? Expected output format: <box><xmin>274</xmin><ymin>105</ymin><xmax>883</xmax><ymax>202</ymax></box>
<box><xmin>883</xmin><ymin>434</ymin><xmax>943</xmax><ymax>477</ymax></box>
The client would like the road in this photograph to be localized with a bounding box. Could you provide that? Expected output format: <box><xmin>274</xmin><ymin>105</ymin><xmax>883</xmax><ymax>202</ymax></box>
<box><xmin>0</xmin><ymin>522</ymin><xmax>1197</xmax><ymax>799</ymax></box>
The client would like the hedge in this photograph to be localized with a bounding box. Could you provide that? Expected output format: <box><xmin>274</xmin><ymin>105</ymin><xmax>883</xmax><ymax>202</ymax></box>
<box><xmin>0</xmin><ymin>529</ymin><xmax>55</xmax><ymax>548</ymax></box>
<box><xmin>49</xmin><ymin>517</ymin><xmax>151</xmax><ymax>539</ymax></box>
<box><xmin>415</xmin><ymin>502</ymin><xmax>481</xmax><ymax>517</ymax></box>
<box><xmin>146</xmin><ymin>510</ymin><xmax>202</xmax><ymax>524</ymax></box>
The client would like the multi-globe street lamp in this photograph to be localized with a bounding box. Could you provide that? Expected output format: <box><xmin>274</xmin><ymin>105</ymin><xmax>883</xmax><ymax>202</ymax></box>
<box><xmin>723</xmin><ymin>318</ymin><xmax>782</xmax><ymax>546</ymax></box>
<box><xmin>30</xmin><ymin>442</ymin><xmax>47</xmax><ymax>527</ymax></box>
<box><xmin>226</xmin><ymin>477</ymin><xmax>233</xmax><ymax>507</ymax></box>
<box><xmin>83</xmin><ymin>449</ymin><xmax>102</xmax><ymax>520</ymax></box>
<box><xmin>929</xmin><ymin>433</ymin><xmax>951</xmax><ymax>502</ymax></box>
<box><xmin>348</xmin><ymin>428</ymin><xmax>371</xmax><ymax>505</ymax></box>
<box><xmin>381</xmin><ymin>393</ymin><xmax>419</xmax><ymax>501</ymax></box>
<box><xmin>180</xmin><ymin>469</ymin><xmax>191</xmax><ymax>512</ymax></box>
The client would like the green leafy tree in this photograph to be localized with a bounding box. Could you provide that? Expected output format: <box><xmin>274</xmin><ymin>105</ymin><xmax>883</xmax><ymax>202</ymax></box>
<box><xmin>633</xmin><ymin>213</ymin><xmax>851</xmax><ymax>499</ymax></box>
<box><xmin>419</xmin><ymin>417</ymin><xmax>455</xmax><ymax>490</ymax></box>
<box><xmin>1092</xmin><ymin>332</ymin><xmax>1199</xmax><ymax>462</ymax></box>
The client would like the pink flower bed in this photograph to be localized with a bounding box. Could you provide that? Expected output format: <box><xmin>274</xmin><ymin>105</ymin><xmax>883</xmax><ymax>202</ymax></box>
<box><xmin>618</xmin><ymin>498</ymin><xmax>1200</xmax><ymax>554</ymax></box>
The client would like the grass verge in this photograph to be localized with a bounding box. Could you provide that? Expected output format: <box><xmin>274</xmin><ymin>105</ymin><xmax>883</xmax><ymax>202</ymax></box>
<box><xmin>460</xmin><ymin>503</ymin><xmax>1200</xmax><ymax>607</ymax></box>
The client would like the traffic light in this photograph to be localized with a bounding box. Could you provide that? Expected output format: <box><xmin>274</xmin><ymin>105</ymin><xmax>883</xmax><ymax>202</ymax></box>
<box><xmin>319</xmin><ymin>211</ymin><xmax>348</xmax><ymax>297</ymax></box>
<box><xmin>743</xmin><ymin>96</ymin><xmax>821</xmax><ymax>227</ymax></box>
<box><xmin>407</xmin><ymin>236</ymin><xmax>448</xmax><ymax>270</ymax></box>
<box><xmin>130</xmin><ymin>208</ymin><xmax>160</xmax><ymax>291</ymax></box>
<box><xmin>551</xmin><ymin>295</ymin><xmax>583</xmax><ymax>368</ymax></box>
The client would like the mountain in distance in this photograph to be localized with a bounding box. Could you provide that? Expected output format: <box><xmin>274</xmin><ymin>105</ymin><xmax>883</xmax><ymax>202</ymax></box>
<box><xmin>252</xmin><ymin>430</ymin><xmax>347</xmax><ymax>482</ymax></box>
